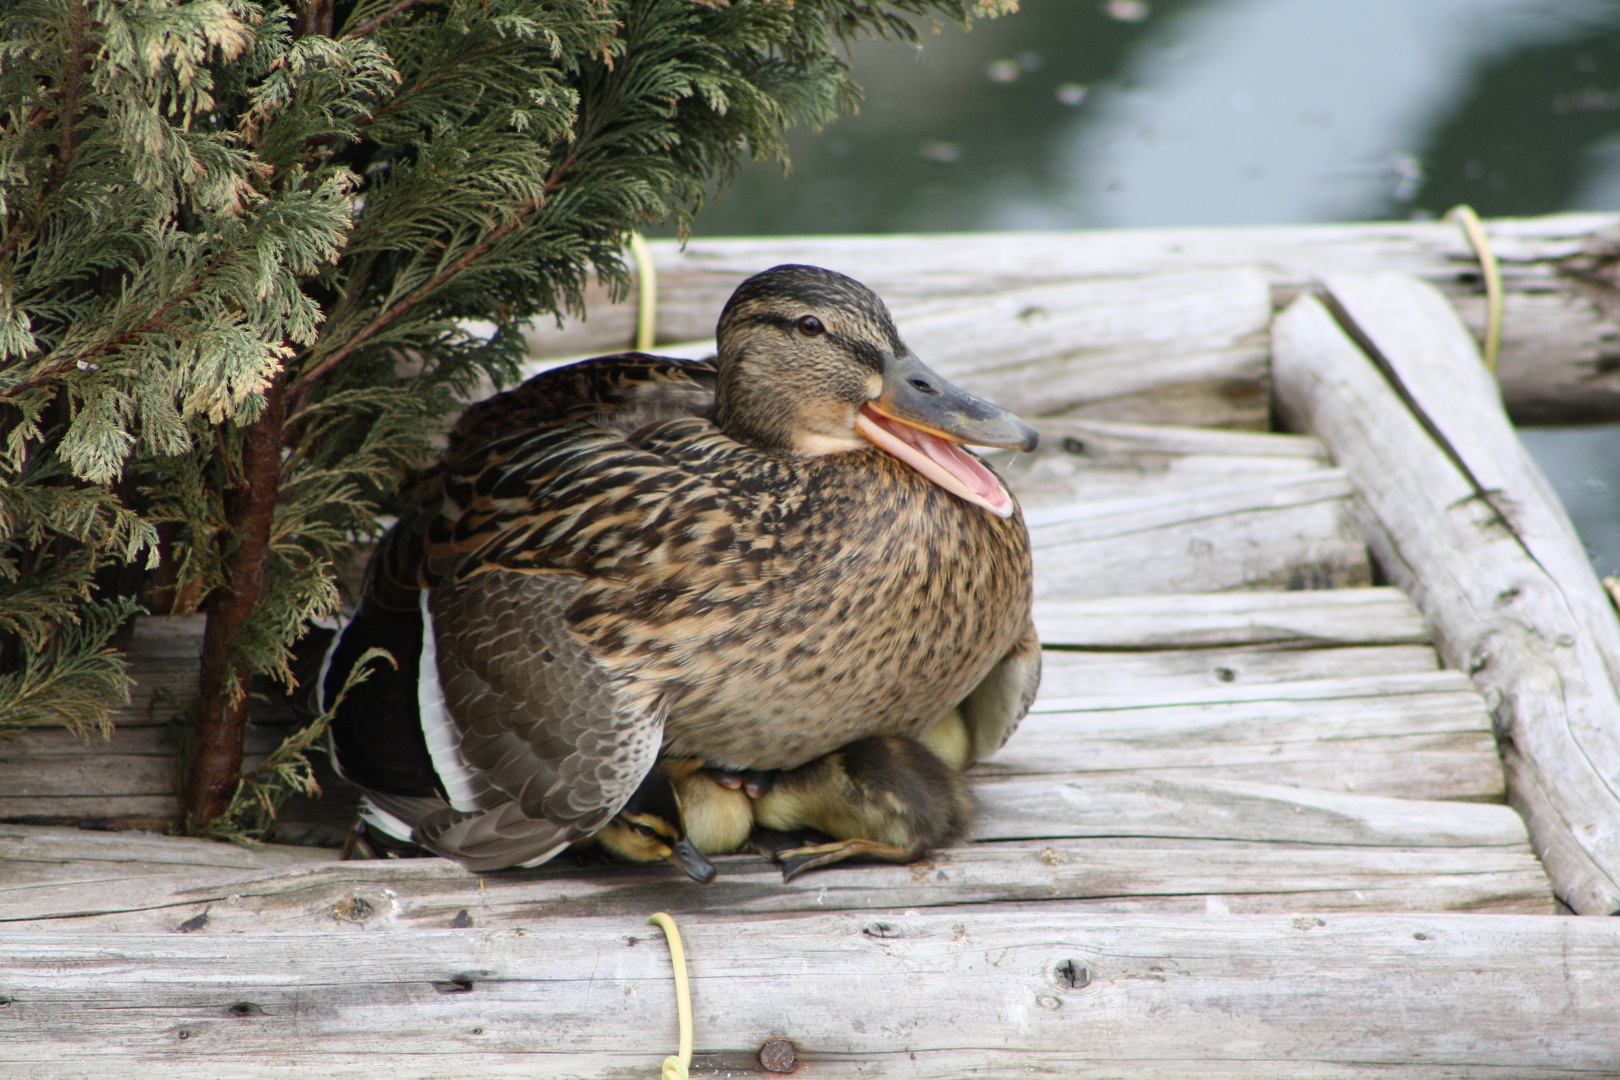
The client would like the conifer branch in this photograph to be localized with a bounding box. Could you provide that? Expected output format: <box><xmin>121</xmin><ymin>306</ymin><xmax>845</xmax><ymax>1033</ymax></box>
<box><xmin>48</xmin><ymin>0</ymin><xmax>88</xmax><ymax>190</ymax></box>
<box><xmin>342</xmin><ymin>0</ymin><xmax>424</xmax><ymax>40</ymax></box>
<box><xmin>0</xmin><ymin>252</ymin><xmax>225</xmax><ymax>404</ymax></box>
<box><xmin>286</xmin><ymin>200</ymin><xmax>543</xmax><ymax>403</ymax></box>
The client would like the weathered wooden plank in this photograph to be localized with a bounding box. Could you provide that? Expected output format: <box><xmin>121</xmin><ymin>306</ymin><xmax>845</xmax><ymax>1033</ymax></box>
<box><xmin>0</xmin><ymin>724</ymin><xmax>284</xmax><ymax>822</ymax></box>
<box><xmin>521</xmin><ymin>214</ymin><xmax>1620</xmax><ymax>424</ymax></box>
<box><xmin>0</xmin><ymin>833</ymin><xmax>1551</xmax><ymax>932</ymax></box>
<box><xmin>1029</xmin><ymin>418</ymin><xmax>1329</xmax><ymax>462</ymax></box>
<box><xmin>0</xmin><ymin>823</ymin><xmax>331</xmax><ymax>870</ymax></box>
<box><xmin>2</xmin><ymin>912</ymin><xmax>1613</xmax><ymax>1078</ymax></box>
<box><xmin>1028</xmin><ymin>470</ymin><xmax>1370</xmax><ymax>600</ymax></box>
<box><xmin>971</xmin><ymin>776</ymin><xmax>1526</xmax><ymax>850</ymax></box>
<box><xmin>1039</xmin><ymin>643</ymin><xmax>1437</xmax><ymax>698</ymax></box>
<box><xmin>894</xmin><ymin>271</ymin><xmax>1273</xmax><ymax>427</ymax></box>
<box><xmin>1274</xmin><ymin>283</ymin><xmax>1620</xmax><ymax>915</ymax></box>
<box><xmin>1034</xmin><ymin>586</ymin><xmax>1432</xmax><ymax>650</ymax></box>
<box><xmin>992</xmin><ymin>672</ymin><xmax>1501</xmax><ymax>801</ymax></box>
<box><xmin>523</xmin><ymin>270</ymin><xmax>1275</xmax><ymax>429</ymax></box>
<box><xmin>1031</xmin><ymin>668</ymin><xmax>1469</xmax><ymax>712</ymax></box>
<box><xmin>999</xmin><ymin>419</ymin><xmax>1330</xmax><ymax>509</ymax></box>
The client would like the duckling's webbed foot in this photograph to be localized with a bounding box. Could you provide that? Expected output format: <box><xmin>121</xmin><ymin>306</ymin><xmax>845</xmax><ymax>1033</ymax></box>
<box><xmin>774</xmin><ymin>838</ymin><xmax>922</xmax><ymax>882</ymax></box>
<box><xmin>703</xmin><ymin>767</ymin><xmax>776</xmax><ymax>799</ymax></box>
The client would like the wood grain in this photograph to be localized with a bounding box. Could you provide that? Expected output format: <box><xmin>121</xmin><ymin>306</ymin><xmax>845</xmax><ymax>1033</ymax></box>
<box><xmin>0</xmin><ymin>827</ymin><xmax>1551</xmax><ymax>933</ymax></box>
<box><xmin>1028</xmin><ymin>469</ymin><xmax>1371</xmax><ymax>599</ymax></box>
<box><xmin>1034</xmin><ymin>587</ymin><xmax>1432</xmax><ymax>649</ymax></box>
<box><xmin>519</xmin><ymin>213</ymin><xmax>1620</xmax><ymax>424</ymax></box>
<box><xmin>1</xmin><ymin>911</ymin><xmax>1611</xmax><ymax>1078</ymax></box>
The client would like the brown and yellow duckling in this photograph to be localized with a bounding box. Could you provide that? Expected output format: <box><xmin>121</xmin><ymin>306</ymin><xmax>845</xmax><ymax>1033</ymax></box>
<box><xmin>650</xmin><ymin>725</ymin><xmax>976</xmax><ymax>881</ymax></box>
<box><xmin>320</xmin><ymin>264</ymin><xmax>1039</xmax><ymax>872</ymax></box>
<box><xmin>753</xmin><ymin>734</ymin><xmax>976</xmax><ymax>881</ymax></box>
<box><xmin>569</xmin><ymin>763</ymin><xmax>719</xmax><ymax>883</ymax></box>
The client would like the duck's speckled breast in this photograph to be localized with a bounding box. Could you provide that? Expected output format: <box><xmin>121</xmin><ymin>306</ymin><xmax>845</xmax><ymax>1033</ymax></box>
<box><xmin>557</xmin><ymin>423</ymin><xmax>1035</xmax><ymax>770</ymax></box>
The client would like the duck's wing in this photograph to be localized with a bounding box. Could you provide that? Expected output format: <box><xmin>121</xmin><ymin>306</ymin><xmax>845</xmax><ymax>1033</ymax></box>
<box><xmin>370</xmin><ymin>353</ymin><xmax>719</xmax><ymax>610</ymax></box>
<box><xmin>339</xmin><ymin>355</ymin><xmax>716</xmax><ymax>869</ymax></box>
<box><xmin>411</xmin><ymin>567</ymin><xmax>667</xmax><ymax>870</ymax></box>
<box><xmin>959</xmin><ymin>620</ymin><xmax>1041</xmax><ymax>764</ymax></box>
<box><xmin>445</xmin><ymin>352</ymin><xmax>717</xmax><ymax>467</ymax></box>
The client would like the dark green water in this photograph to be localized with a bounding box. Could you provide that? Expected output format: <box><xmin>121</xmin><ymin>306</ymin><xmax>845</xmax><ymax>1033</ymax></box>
<box><xmin>691</xmin><ymin>0</ymin><xmax>1620</xmax><ymax>234</ymax></box>
<box><xmin>683</xmin><ymin>0</ymin><xmax>1620</xmax><ymax>575</ymax></box>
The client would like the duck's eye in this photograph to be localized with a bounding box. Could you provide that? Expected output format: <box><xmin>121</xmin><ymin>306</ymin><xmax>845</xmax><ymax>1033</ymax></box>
<box><xmin>628</xmin><ymin>821</ymin><xmax>660</xmax><ymax>838</ymax></box>
<box><xmin>795</xmin><ymin>315</ymin><xmax>825</xmax><ymax>337</ymax></box>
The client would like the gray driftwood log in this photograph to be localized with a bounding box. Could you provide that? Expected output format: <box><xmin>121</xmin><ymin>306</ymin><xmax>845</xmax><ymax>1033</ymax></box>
<box><xmin>1274</xmin><ymin>274</ymin><xmax>1620</xmax><ymax>914</ymax></box>
<box><xmin>0</xmin><ymin>912</ymin><xmax>1613</xmax><ymax>1079</ymax></box>
<box><xmin>526</xmin><ymin>213</ymin><xmax>1620</xmax><ymax>425</ymax></box>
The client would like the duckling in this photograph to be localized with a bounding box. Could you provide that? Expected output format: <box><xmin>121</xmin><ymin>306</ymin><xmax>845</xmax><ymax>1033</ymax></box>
<box><xmin>569</xmin><ymin>764</ymin><xmax>718</xmax><ymax>883</ymax></box>
<box><xmin>321</xmin><ymin>264</ymin><xmax>1040</xmax><ymax>872</ymax></box>
<box><xmin>660</xmin><ymin>757</ymin><xmax>756</xmax><ymax>856</ymax></box>
<box><xmin>753</xmin><ymin>735</ymin><xmax>977</xmax><ymax>881</ymax></box>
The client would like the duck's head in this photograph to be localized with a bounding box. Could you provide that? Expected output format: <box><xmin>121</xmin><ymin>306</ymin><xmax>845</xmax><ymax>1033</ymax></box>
<box><xmin>595</xmin><ymin>768</ymin><xmax>717</xmax><ymax>883</ymax></box>
<box><xmin>713</xmin><ymin>264</ymin><xmax>1038</xmax><ymax>518</ymax></box>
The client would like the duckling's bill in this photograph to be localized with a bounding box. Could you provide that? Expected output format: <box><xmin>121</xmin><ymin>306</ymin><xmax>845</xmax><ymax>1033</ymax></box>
<box><xmin>853</xmin><ymin>351</ymin><xmax>1036</xmax><ymax>519</ymax></box>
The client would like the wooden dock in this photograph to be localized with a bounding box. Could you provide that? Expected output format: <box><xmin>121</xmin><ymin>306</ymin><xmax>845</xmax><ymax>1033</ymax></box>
<box><xmin>4</xmin><ymin>219</ymin><xmax>1620</xmax><ymax>1076</ymax></box>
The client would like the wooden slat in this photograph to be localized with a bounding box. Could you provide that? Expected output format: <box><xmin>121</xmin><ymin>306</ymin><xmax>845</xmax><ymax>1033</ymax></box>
<box><xmin>1028</xmin><ymin>470</ymin><xmax>1370</xmax><ymax>599</ymax></box>
<box><xmin>1274</xmin><ymin>281</ymin><xmax>1620</xmax><ymax>915</ymax></box>
<box><xmin>992</xmin><ymin>673</ymin><xmax>1501</xmax><ymax>801</ymax></box>
<box><xmin>1034</xmin><ymin>587</ymin><xmax>1431</xmax><ymax>649</ymax></box>
<box><xmin>892</xmin><ymin>270</ymin><xmax>1273</xmax><ymax>427</ymax></box>
<box><xmin>1039</xmin><ymin>643</ymin><xmax>1437</xmax><ymax>697</ymax></box>
<box><xmin>1029</xmin><ymin>418</ymin><xmax>1329</xmax><ymax>461</ymax></box>
<box><xmin>0</xmin><ymin>832</ymin><xmax>1551</xmax><ymax>932</ymax></box>
<box><xmin>1</xmin><ymin>911</ymin><xmax>1612</xmax><ymax>1078</ymax></box>
<box><xmin>0</xmin><ymin>725</ymin><xmax>282</xmax><ymax>820</ymax></box>
<box><xmin>1000</xmin><ymin>419</ymin><xmax>1331</xmax><ymax>509</ymax></box>
<box><xmin>971</xmin><ymin>776</ymin><xmax>1527</xmax><ymax>849</ymax></box>
<box><xmin>520</xmin><ymin>215</ymin><xmax>1620</xmax><ymax>425</ymax></box>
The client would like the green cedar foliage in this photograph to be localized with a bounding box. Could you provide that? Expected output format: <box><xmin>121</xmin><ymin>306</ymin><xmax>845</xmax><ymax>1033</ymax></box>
<box><xmin>0</xmin><ymin>0</ymin><xmax>1013</xmax><ymax>830</ymax></box>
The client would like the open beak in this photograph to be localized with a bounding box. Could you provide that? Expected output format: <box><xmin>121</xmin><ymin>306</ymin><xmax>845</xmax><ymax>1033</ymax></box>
<box><xmin>853</xmin><ymin>351</ymin><xmax>1038</xmax><ymax>518</ymax></box>
<box><xmin>665</xmin><ymin>837</ymin><xmax>717</xmax><ymax>884</ymax></box>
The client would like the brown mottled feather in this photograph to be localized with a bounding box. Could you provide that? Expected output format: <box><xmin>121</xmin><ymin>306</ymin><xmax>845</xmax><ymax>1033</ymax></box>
<box><xmin>400</xmin><ymin>397</ymin><xmax>1032</xmax><ymax>770</ymax></box>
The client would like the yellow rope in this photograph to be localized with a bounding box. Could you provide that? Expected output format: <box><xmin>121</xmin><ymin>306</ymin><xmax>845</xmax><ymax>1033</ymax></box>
<box><xmin>647</xmin><ymin>912</ymin><xmax>692</xmax><ymax>1080</ymax></box>
<box><xmin>629</xmin><ymin>232</ymin><xmax>658</xmax><ymax>353</ymax></box>
<box><xmin>1445</xmin><ymin>205</ymin><xmax>1502</xmax><ymax>375</ymax></box>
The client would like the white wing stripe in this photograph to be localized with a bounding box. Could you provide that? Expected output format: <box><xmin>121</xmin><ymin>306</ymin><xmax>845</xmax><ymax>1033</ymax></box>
<box><xmin>419</xmin><ymin>590</ymin><xmax>484</xmax><ymax>812</ymax></box>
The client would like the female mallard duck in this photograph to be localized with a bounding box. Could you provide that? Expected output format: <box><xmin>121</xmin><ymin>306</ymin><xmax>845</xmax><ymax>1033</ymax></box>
<box><xmin>320</xmin><ymin>264</ymin><xmax>1040</xmax><ymax>872</ymax></box>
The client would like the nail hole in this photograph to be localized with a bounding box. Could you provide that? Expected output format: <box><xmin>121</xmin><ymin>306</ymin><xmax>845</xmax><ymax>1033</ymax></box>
<box><xmin>1054</xmin><ymin>958</ymin><xmax>1090</xmax><ymax>989</ymax></box>
<box><xmin>1061</xmin><ymin>436</ymin><xmax>1086</xmax><ymax>455</ymax></box>
<box><xmin>1213</xmin><ymin>666</ymin><xmax>1237</xmax><ymax>683</ymax></box>
<box><xmin>433</xmin><ymin>977</ymin><xmax>475</xmax><ymax>994</ymax></box>
<box><xmin>450</xmin><ymin>909</ymin><xmax>473</xmax><ymax>929</ymax></box>
<box><xmin>176</xmin><ymin>912</ymin><xmax>209</xmax><ymax>933</ymax></box>
<box><xmin>863</xmin><ymin>922</ymin><xmax>901</xmax><ymax>939</ymax></box>
<box><xmin>226</xmin><ymin>1001</ymin><xmax>263</xmax><ymax>1018</ymax></box>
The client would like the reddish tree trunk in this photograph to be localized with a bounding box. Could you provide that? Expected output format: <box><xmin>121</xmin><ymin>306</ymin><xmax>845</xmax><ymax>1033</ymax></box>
<box><xmin>184</xmin><ymin>384</ymin><xmax>286</xmax><ymax>826</ymax></box>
